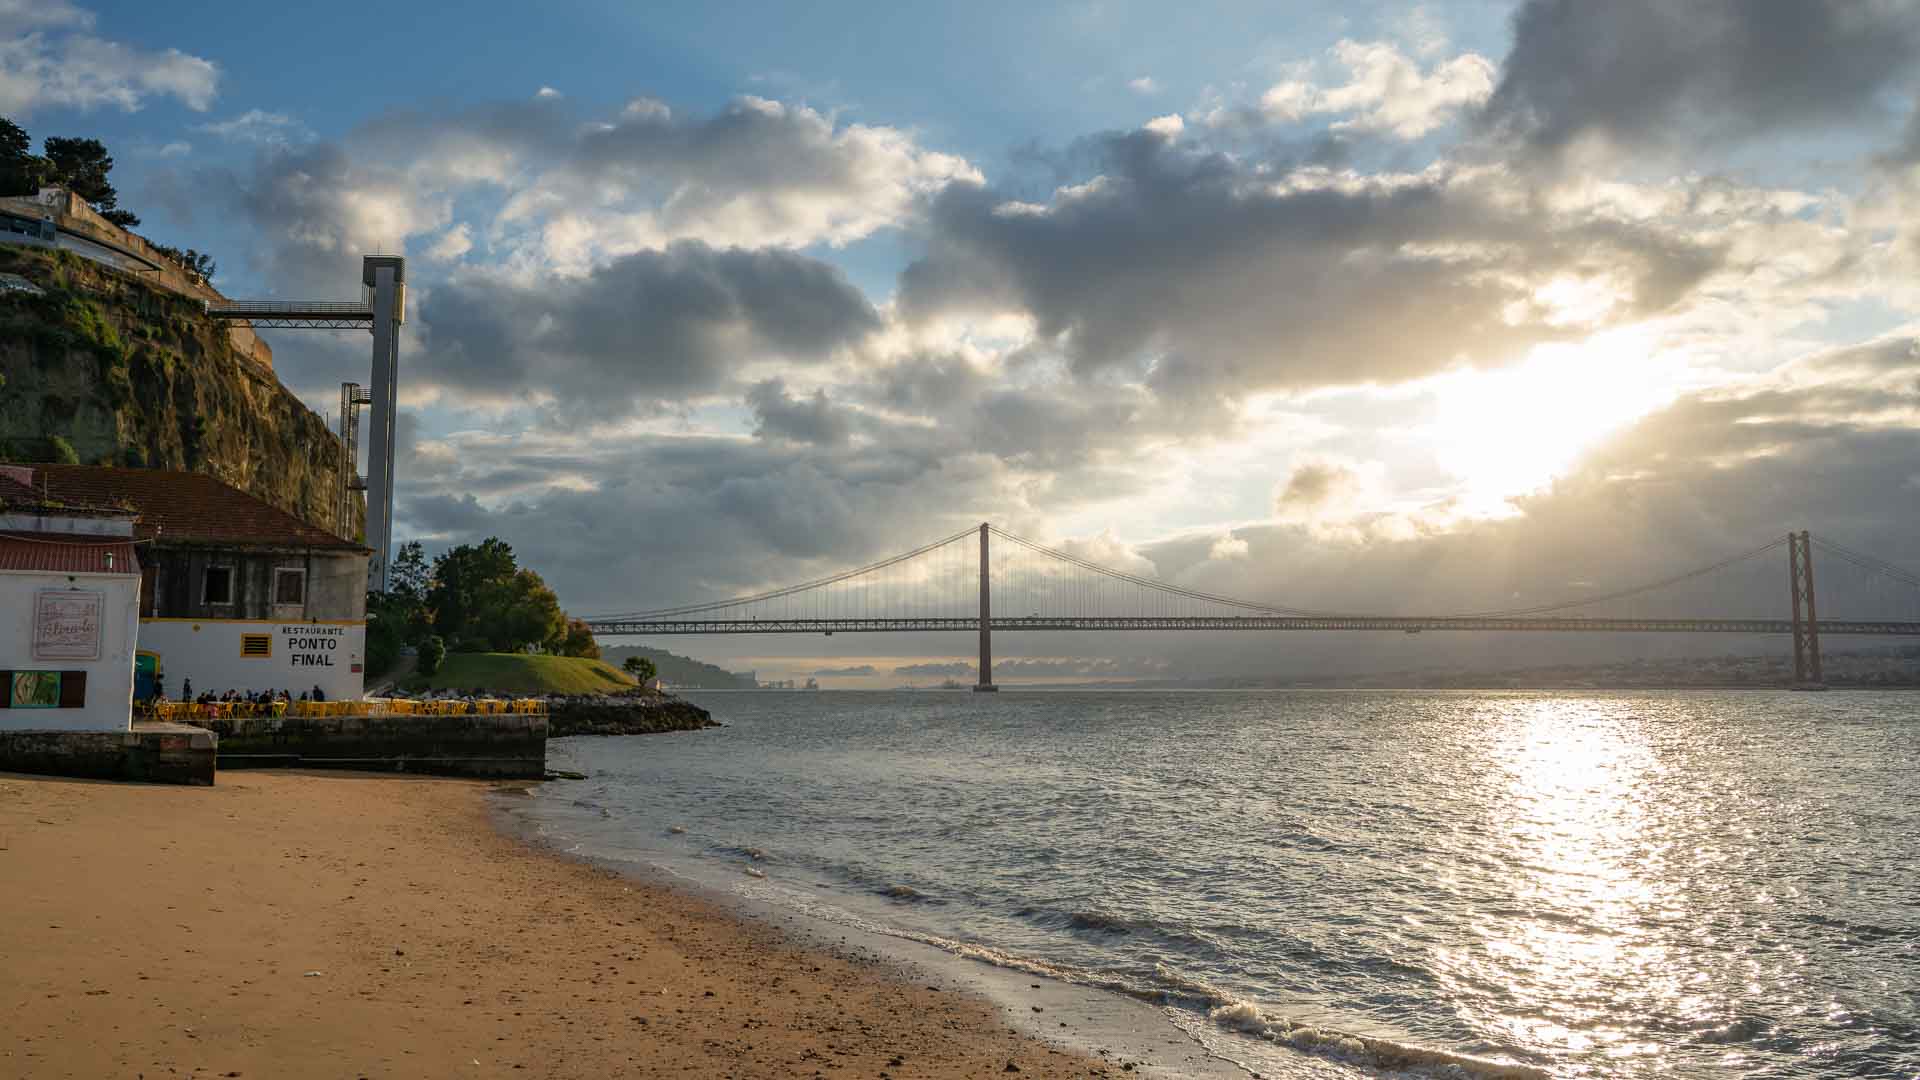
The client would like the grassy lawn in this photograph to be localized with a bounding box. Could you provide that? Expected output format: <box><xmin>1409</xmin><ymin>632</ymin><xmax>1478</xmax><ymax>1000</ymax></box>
<box><xmin>401</xmin><ymin>652</ymin><xmax>637</xmax><ymax>695</ymax></box>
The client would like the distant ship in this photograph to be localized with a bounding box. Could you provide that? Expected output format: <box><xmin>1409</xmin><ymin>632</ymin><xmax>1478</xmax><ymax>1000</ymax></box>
<box><xmin>938</xmin><ymin>678</ymin><xmax>964</xmax><ymax>690</ymax></box>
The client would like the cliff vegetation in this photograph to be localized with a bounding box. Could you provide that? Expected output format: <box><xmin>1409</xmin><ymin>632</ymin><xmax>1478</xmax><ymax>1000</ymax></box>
<box><xmin>0</xmin><ymin>244</ymin><xmax>356</xmax><ymax>535</ymax></box>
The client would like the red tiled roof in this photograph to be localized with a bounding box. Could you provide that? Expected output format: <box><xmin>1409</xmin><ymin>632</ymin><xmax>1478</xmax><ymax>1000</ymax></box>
<box><xmin>0</xmin><ymin>471</ymin><xmax>38</xmax><ymax>503</ymax></box>
<box><xmin>0</xmin><ymin>530</ymin><xmax>139</xmax><ymax>575</ymax></box>
<box><xmin>30</xmin><ymin>465</ymin><xmax>366</xmax><ymax>552</ymax></box>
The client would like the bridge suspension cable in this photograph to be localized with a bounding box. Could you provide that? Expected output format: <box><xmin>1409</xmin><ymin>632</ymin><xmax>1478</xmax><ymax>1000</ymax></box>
<box><xmin>584</xmin><ymin>525</ymin><xmax>978</xmax><ymax>621</ymax></box>
<box><xmin>1810</xmin><ymin>536</ymin><xmax>1920</xmax><ymax>591</ymax></box>
<box><xmin>1445</xmin><ymin>534</ymin><xmax>1794</xmax><ymax>618</ymax></box>
<box><xmin>985</xmin><ymin>526</ymin><xmax>1362</xmax><ymax>618</ymax></box>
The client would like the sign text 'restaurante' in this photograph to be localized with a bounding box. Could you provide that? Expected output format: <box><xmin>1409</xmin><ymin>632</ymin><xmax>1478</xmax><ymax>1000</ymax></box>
<box><xmin>282</xmin><ymin>624</ymin><xmax>344</xmax><ymax>667</ymax></box>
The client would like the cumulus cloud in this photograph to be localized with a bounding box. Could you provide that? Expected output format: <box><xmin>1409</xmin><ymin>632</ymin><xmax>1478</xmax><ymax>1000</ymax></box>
<box><xmin>204</xmin><ymin>142</ymin><xmax>449</xmax><ymax>293</ymax></box>
<box><xmin>0</xmin><ymin>15</ymin><xmax>219</xmax><ymax>115</ymax></box>
<box><xmin>902</xmin><ymin>131</ymin><xmax>1722</xmax><ymax>399</ymax></box>
<box><xmin>1127</xmin><ymin>76</ymin><xmax>1159</xmax><ymax>95</ymax></box>
<box><xmin>1482</xmin><ymin>0</ymin><xmax>1920</xmax><ymax>158</ymax></box>
<box><xmin>183</xmin><ymin>94</ymin><xmax>980</xmax><ymax>289</ymax></box>
<box><xmin>1276</xmin><ymin>461</ymin><xmax>1361</xmax><ymax>514</ymax></box>
<box><xmin>423</xmin><ymin>223</ymin><xmax>474</xmax><ymax>262</ymax></box>
<box><xmin>1257</xmin><ymin>39</ymin><xmax>1495</xmax><ymax>139</ymax></box>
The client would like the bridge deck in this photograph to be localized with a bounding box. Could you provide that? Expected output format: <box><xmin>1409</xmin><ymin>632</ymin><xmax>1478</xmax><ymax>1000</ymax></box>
<box><xmin>586</xmin><ymin>616</ymin><xmax>1920</xmax><ymax>636</ymax></box>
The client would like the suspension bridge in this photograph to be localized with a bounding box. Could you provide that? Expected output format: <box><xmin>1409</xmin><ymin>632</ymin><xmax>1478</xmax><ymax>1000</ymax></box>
<box><xmin>584</xmin><ymin>526</ymin><xmax>1920</xmax><ymax>690</ymax></box>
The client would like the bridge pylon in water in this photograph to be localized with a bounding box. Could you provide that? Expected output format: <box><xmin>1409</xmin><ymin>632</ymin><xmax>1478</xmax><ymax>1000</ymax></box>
<box><xmin>1788</xmin><ymin>530</ymin><xmax>1824</xmax><ymax>689</ymax></box>
<box><xmin>975</xmin><ymin>522</ymin><xmax>997</xmax><ymax>691</ymax></box>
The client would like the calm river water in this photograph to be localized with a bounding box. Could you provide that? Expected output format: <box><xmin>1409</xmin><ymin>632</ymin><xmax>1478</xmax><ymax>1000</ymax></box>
<box><xmin>514</xmin><ymin>690</ymin><xmax>1919</xmax><ymax>1079</ymax></box>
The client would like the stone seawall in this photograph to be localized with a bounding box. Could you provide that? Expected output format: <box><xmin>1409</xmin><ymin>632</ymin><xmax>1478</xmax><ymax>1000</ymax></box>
<box><xmin>547</xmin><ymin>692</ymin><xmax>717</xmax><ymax>737</ymax></box>
<box><xmin>188</xmin><ymin>713</ymin><xmax>547</xmax><ymax>779</ymax></box>
<box><xmin>0</xmin><ymin>722</ymin><xmax>216</xmax><ymax>785</ymax></box>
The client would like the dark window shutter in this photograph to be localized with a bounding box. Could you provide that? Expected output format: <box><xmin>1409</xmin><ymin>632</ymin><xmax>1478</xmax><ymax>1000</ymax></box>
<box><xmin>59</xmin><ymin>671</ymin><xmax>87</xmax><ymax>708</ymax></box>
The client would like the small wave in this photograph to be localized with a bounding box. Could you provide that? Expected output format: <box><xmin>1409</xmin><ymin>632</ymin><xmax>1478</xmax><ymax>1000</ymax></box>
<box><xmin>1693</xmin><ymin>1017</ymin><xmax>1768</xmax><ymax>1045</ymax></box>
<box><xmin>1149</xmin><ymin>962</ymin><xmax>1233</xmax><ymax>1009</ymax></box>
<box><xmin>1207</xmin><ymin>1000</ymin><xmax>1548</xmax><ymax>1080</ymax></box>
<box><xmin>1066</xmin><ymin>910</ymin><xmax>1133</xmax><ymax>934</ymax></box>
<box><xmin>880</xmin><ymin>884</ymin><xmax>927</xmax><ymax>901</ymax></box>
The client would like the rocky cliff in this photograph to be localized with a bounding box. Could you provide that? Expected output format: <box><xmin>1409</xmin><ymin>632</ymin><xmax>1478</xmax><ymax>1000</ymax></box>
<box><xmin>0</xmin><ymin>244</ymin><xmax>357</xmax><ymax>536</ymax></box>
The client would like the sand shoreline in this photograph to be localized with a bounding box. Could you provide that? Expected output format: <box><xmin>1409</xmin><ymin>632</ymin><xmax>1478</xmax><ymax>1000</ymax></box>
<box><xmin>0</xmin><ymin>769</ymin><xmax>1131</xmax><ymax>1078</ymax></box>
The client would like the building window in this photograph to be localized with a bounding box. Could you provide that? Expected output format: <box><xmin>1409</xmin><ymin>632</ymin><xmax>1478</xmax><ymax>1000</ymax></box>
<box><xmin>203</xmin><ymin>565</ymin><xmax>233</xmax><ymax>605</ymax></box>
<box><xmin>275</xmin><ymin>568</ymin><xmax>306</xmax><ymax>606</ymax></box>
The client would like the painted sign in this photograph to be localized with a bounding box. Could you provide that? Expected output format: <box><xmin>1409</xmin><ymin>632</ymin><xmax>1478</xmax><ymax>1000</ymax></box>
<box><xmin>136</xmin><ymin>620</ymin><xmax>366</xmax><ymax>701</ymax></box>
<box><xmin>283</xmin><ymin>624</ymin><xmax>346</xmax><ymax>668</ymax></box>
<box><xmin>33</xmin><ymin>590</ymin><xmax>103</xmax><ymax>660</ymax></box>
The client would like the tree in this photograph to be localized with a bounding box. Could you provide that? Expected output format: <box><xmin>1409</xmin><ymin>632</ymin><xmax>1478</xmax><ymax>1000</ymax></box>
<box><xmin>0</xmin><ymin>118</ymin><xmax>47</xmax><ymax>196</ymax></box>
<box><xmin>557</xmin><ymin>618</ymin><xmax>600</xmax><ymax>659</ymax></box>
<box><xmin>41</xmin><ymin>136</ymin><xmax>137</xmax><ymax>226</ymax></box>
<box><xmin>427</xmin><ymin>537</ymin><xmax>520</xmax><ymax>644</ymax></box>
<box><xmin>425</xmin><ymin>539</ymin><xmax>577</xmax><ymax>654</ymax></box>
<box><xmin>151</xmin><ymin>242</ymin><xmax>215</xmax><ymax>284</ymax></box>
<box><xmin>43</xmin><ymin>137</ymin><xmax>115</xmax><ymax>205</ymax></box>
<box><xmin>390</xmin><ymin>540</ymin><xmax>429</xmax><ymax>599</ymax></box>
<box><xmin>622</xmin><ymin>655</ymin><xmax>657</xmax><ymax>684</ymax></box>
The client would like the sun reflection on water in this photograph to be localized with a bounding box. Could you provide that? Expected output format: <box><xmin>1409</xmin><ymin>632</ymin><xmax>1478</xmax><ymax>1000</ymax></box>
<box><xmin>1438</xmin><ymin>699</ymin><xmax>1708</xmax><ymax>1068</ymax></box>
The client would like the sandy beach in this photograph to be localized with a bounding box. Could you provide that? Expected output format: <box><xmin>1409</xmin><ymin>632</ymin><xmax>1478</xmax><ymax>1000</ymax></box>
<box><xmin>0</xmin><ymin>770</ymin><xmax>1112</xmax><ymax>1079</ymax></box>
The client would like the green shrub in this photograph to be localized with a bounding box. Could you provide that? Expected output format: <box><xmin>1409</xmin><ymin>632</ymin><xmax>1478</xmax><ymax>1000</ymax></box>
<box><xmin>418</xmin><ymin>635</ymin><xmax>447</xmax><ymax>676</ymax></box>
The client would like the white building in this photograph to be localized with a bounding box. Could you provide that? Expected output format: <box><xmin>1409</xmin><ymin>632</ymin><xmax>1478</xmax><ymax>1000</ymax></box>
<box><xmin>0</xmin><ymin>467</ymin><xmax>140</xmax><ymax>732</ymax></box>
<box><xmin>29</xmin><ymin>465</ymin><xmax>371</xmax><ymax>702</ymax></box>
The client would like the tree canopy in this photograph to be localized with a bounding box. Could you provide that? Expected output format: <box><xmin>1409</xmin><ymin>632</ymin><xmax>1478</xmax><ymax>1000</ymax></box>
<box><xmin>0</xmin><ymin>120</ymin><xmax>139</xmax><ymax>227</ymax></box>
<box><xmin>367</xmin><ymin>537</ymin><xmax>599</xmax><ymax>667</ymax></box>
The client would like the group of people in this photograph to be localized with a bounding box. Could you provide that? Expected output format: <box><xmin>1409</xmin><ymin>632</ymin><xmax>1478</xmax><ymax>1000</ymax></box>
<box><xmin>152</xmin><ymin>679</ymin><xmax>330</xmax><ymax>705</ymax></box>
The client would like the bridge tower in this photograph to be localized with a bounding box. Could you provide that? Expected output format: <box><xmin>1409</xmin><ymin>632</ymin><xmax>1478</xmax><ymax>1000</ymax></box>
<box><xmin>975</xmin><ymin>522</ymin><xmax>997</xmax><ymax>692</ymax></box>
<box><xmin>1788</xmin><ymin>530</ymin><xmax>1823</xmax><ymax>687</ymax></box>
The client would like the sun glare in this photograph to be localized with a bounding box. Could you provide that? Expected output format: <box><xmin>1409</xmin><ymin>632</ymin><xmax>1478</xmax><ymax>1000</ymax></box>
<box><xmin>1426</xmin><ymin>333</ymin><xmax>1678</xmax><ymax>511</ymax></box>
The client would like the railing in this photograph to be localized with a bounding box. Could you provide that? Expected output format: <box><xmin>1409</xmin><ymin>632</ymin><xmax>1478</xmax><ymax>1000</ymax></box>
<box><xmin>139</xmin><ymin>698</ymin><xmax>549</xmax><ymax>722</ymax></box>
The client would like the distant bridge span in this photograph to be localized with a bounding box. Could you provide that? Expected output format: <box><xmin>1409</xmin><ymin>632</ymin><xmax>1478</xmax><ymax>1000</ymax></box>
<box><xmin>585</xmin><ymin>526</ymin><xmax>1920</xmax><ymax>689</ymax></box>
<box><xmin>587</xmin><ymin>615</ymin><xmax>1920</xmax><ymax>637</ymax></box>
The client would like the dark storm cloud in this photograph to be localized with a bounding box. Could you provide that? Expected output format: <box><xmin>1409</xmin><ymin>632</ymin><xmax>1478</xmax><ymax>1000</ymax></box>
<box><xmin>747</xmin><ymin>379</ymin><xmax>854</xmax><ymax>446</ymax></box>
<box><xmin>391</xmin><ymin>429</ymin><xmax>1016</xmax><ymax>614</ymax></box>
<box><xmin>900</xmin><ymin>130</ymin><xmax>1722</xmax><ymax>397</ymax></box>
<box><xmin>1482</xmin><ymin>0</ymin><xmax>1920</xmax><ymax>156</ymax></box>
<box><xmin>417</xmin><ymin>245</ymin><xmax>880</xmax><ymax>413</ymax></box>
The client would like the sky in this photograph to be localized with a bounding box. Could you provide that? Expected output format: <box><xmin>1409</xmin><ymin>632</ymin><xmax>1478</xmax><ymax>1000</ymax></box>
<box><xmin>8</xmin><ymin>0</ymin><xmax>1920</xmax><ymax>683</ymax></box>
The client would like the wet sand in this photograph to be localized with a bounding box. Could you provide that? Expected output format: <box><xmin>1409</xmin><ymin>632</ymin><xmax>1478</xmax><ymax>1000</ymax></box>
<box><xmin>0</xmin><ymin>770</ymin><xmax>1112</xmax><ymax>1078</ymax></box>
